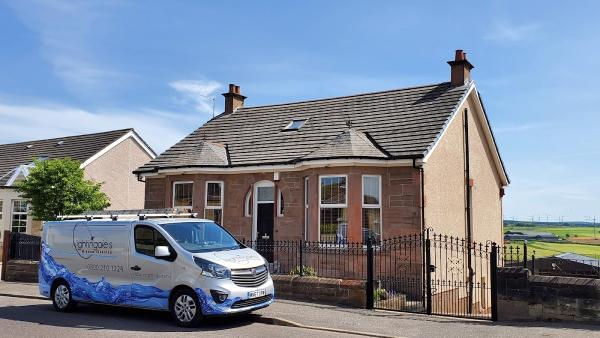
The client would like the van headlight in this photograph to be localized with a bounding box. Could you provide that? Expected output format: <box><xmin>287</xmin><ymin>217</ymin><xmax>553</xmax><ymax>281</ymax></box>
<box><xmin>194</xmin><ymin>257</ymin><xmax>231</xmax><ymax>279</ymax></box>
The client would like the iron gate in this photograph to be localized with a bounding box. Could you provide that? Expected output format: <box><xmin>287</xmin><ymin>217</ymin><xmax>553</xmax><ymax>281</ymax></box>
<box><xmin>369</xmin><ymin>230</ymin><xmax>498</xmax><ymax>320</ymax></box>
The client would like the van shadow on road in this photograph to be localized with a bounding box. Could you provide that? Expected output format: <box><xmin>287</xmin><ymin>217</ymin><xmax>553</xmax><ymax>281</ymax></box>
<box><xmin>0</xmin><ymin>301</ymin><xmax>260</xmax><ymax>332</ymax></box>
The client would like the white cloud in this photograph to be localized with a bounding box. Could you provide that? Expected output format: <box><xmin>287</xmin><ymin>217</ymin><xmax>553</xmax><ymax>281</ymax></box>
<box><xmin>7</xmin><ymin>0</ymin><xmax>126</xmax><ymax>94</ymax></box>
<box><xmin>169</xmin><ymin>80</ymin><xmax>222</xmax><ymax>115</ymax></box>
<box><xmin>0</xmin><ymin>100</ymin><xmax>200</xmax><ymax>154</ymax></box>
<box><xmin>484</xmin><ymin>22</ymin><xmax>542</xmax><ymax>42</ymax></box>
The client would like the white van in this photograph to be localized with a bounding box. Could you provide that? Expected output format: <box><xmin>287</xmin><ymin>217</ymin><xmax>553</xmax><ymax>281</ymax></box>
<box><xmin>39</xmin><ymin>213</ymin><xmax>274</xmax><ymax>327</ymax></box>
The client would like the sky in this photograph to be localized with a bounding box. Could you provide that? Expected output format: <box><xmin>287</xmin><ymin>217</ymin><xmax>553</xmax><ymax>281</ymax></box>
<box><xmin>0</xmin><ymin>0</ymin><xmax>599</xmax><ymax>221</ymax></box>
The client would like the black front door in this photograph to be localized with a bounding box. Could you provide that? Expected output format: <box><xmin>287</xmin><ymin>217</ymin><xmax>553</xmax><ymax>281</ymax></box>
<box><xmin>256</xmin><ymin>203</ymin><xmax>274</xmax><ymax>262</ymax></box>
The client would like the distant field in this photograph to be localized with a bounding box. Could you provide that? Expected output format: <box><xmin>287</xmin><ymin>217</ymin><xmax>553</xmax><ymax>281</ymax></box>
<box><xmin>504</xmin><ymin>240</ymin><xmax>600</xmax><ymax>258</ymax></box>
<box><xmin>504</xmin><ymin>226</ymin><xmax>599</xmax><ymax>239</ymax></box>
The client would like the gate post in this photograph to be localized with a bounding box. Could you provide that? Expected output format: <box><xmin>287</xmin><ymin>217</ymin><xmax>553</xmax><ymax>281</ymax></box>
<box><xmin>299</xmin><ymin>240</ymin><xmax>304</xmax><ymax>277</ymax></box>
<box><xmin>1</xmin><ymin>231</ymin><xmax>10</xmax><ymax>281</ymax></box>
<box><xmin>523</xmin><ymin>241</ymin><xmax>528</xmax><ymax>269</ymax></box>
<box><xmin>366</xmin><ymin>237</ymin><xmax>374</xmax><ymax>309</ymax></box>
<box><xmin>490</xmin><ymin>242</ymin><xmax>498</xmax><ymax>321</ymax></box>
<box><xmin>425</xmin><ymin>234</ymin><xmax>432</xmax><ymax>315</ymax></box>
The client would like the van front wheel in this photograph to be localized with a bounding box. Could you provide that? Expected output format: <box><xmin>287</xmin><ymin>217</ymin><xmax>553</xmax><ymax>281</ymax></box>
<box><xmin>51</xmin><ymin>281</ymin><xmax>76</xmax><ymax>312</ymax></box>
<box><xmin>170</xmin><ymin>289</ymin><xmax>203</xmax><ymax>327</ymax></box>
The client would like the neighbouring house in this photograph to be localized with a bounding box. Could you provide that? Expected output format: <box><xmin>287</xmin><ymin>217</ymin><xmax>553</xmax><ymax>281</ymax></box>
<box><xmin>134</xmin><ymin>50</ymin><xmax>509</xmax><ymax>250</ymax></box>
<box><xmin>0</xmin><ymin>128</ymin><xmax>156</xmax><ymax>241</ymax></box>
<box><xmin>504</xmin><ymin>231</ymin><xmax>560</xmax><ymax>242</ymax></box>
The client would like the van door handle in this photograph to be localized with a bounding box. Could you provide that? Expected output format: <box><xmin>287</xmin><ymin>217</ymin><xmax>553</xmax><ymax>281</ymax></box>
<box><xmin>130</xmin><ymin>265</ymin><xmax>141</xmax><ymax>271</ymax></box>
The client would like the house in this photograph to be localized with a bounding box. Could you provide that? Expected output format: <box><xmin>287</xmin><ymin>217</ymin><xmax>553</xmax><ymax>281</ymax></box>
<box><xmin>0</xmin><ymin>128</ymin><xmax>156</xmax><ymax>239</ymax></box>
<box><xmin>134</xmin><ymin>50</ymin><xmax>509</xmax><ymax>249</ymax></box>
<box><xmin>504</xmin><ymin>231</ymin><xmax>560</xmax><ymax>242</ymax></box>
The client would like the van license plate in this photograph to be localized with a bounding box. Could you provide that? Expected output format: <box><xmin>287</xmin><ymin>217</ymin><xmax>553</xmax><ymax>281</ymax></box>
<box><xmin>247</xmin><ymin>290</ymin><xmax>266</xmax><ymax>299</ymax></box>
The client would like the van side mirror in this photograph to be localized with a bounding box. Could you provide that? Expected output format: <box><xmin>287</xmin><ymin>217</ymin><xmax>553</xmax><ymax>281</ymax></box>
<box><xmin>155</xmin><ymin>246</ymin><xmax>171</xmax><ymax>258</ymax></box>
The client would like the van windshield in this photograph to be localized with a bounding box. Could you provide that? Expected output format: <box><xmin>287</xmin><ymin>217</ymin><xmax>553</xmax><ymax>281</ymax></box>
<box><xmin>159</xmin><ymin>221</ymin><xmax>241</xmax><ymax>253</ymax></box>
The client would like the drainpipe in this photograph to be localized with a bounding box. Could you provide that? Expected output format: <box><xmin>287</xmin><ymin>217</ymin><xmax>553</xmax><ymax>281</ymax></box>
<box><xmin>463</xmin><ymin>108</ymin><xmax>474</xmax><ymax>314</ymax></box>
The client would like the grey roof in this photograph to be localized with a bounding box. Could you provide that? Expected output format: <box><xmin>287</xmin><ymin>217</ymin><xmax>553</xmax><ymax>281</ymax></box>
<box><xmin>301</xmin><ymin>128</ymin><xmax>387</xmax><ymax>160</ymax></box>
<box><xmin>0</xmin><ymin>129</ymin><xmax>133</xmax><ymax>186</ymax></box>
<box><xmin>136</xmin><ymin>82</ymin><xmax>470</xmax><ymax>173</ymax></box>
<box><xmin>554</xmin><ymin>253</ymin><xmax>600</xmax><ymax>266</ymax></box>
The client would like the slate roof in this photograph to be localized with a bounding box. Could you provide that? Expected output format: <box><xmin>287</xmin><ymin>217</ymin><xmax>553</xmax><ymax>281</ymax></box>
<box><xmin>136</xmin><ymin>82</ymin><xmax>470</xmax><ymax>173</ymax></box>
<box><xmin>0</xmin><ymin>129</ymin><xmax>133</xmax><ymax>186</ymax></box>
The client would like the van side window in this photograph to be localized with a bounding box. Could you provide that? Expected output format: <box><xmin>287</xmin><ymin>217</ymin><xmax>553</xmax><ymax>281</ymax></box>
<box><xmin>135</xmin><ymin>225</ymin><xmax>172</xmax><ymax>258</ymax></box>
<box><xmin>135</xmin><ymin>226</ymin><xmax>155</xmax><ymax>256</ymax></box>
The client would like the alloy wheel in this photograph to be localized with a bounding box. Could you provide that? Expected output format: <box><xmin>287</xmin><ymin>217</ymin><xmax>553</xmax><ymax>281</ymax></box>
<box><xmin>174</xmin><ymin>294</ymin><xmax>197</xmax><ymax>323</ymax></box>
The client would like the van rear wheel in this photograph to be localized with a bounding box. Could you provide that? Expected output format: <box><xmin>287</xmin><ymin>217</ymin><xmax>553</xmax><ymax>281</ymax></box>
<box><xmin>51</xmin><ymin>281</ymin><xmax>76</xmax><ymax>312</ymax></box>
<box><xmin>170</xmin><ymin>289</ymin><xmax>203</xmax><ymax>327</ymax></box>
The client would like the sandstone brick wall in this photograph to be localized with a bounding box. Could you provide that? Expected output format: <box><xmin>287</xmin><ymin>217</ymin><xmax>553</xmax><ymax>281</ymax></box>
<box><xmin>3</xmin><ymin>260</ymin><xmax>38</xmax><ymax>283</ymax></box>
<box><xmin>142</xmin><ymin>166</ymin><xmax>422</xmax><ymax>242</ymax></box>
<box><xmin>272</xmin><ymin>274</ymin><xmax>366</xmax><ymax>308</ymax></box>
<box><xmin>498</xmin><ymin>267</ymin><xmax>600</xmax><ymax>322</ymax></box>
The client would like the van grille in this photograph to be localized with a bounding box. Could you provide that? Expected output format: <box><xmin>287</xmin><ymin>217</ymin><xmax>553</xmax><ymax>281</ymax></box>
<box><xmin>231</xmin><ymin>295</ymin><xmax>273</xmax><ymax>309</ymax></box>
<box><xmin>231</xmin><ymin>265</ymin><xmax>269</xmax><ymax>288</ymax></box>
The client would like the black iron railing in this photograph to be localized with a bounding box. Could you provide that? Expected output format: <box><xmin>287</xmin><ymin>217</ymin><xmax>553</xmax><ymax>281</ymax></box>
<box><xmin>8</xmin><ymin>232</ymin><xmax>41</xmax><ymax>261</ymax></box>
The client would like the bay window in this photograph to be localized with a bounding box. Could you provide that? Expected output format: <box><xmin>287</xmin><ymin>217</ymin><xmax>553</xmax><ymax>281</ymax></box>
<box><xmin>205</xmin><ymin>181</ymin><xmax>223</xmax><ymax>224</ymax></box>
<box><xmin>319</xmin><ymin>175</ymin><xmax>347</xmax><ymax>244</ymax></box>
<box><xmin>173</xmin><ymin>181</ymin><xmax>193</xmax><ymax>209</ymax></box>
<box><xmin>362</xmin><ymin>175</ymin><xmax>382</xmax><ymax>243</ymax></box>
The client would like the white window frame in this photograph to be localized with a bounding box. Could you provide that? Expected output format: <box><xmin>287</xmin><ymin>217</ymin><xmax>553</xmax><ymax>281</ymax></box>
<box><xmin>204</xmin><ymin>180</ymin><xmax>224</xmax><ymax>220</ymax></box>
<box><xmin>244</xmin><ymin>189</ymin><xmax>252</xmax><ymax>217</ymax></box>
<box><xmin>11</xmin><ymin>199</ymin><xmax>28</xmax><ymax>233</ymax></box>
<box><xmin>318</xmin><ymin>174</ymin><xmax>348</xmax><ymax>243</ymax></box>
<box><xmin>172</xmin><ymin>181</ymin><xmax>194</xmax><ymax>209</ymax></box>
<box><xmin>277</xmin><ymin>189</ymin><xmax>284</xmax><ymax>217</ymax></box>
<box><xmin>362</xmin><ymin>175</ymin><xmax>383</xmax><ymax>241</ymax></box>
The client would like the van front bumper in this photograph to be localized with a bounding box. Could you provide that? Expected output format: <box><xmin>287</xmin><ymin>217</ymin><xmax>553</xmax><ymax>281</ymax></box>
<box><xmin>194</xmin><ymin>275</ymin><xmax>275</xmax><ymax>315</ymax></box>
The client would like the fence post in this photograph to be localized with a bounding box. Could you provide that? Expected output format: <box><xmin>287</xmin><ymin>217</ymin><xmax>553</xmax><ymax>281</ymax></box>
<box><xmin>425</xmin><ymin>235</ymin><xmax>432</xmax><ymax>315</ymax></box>
<box><xmin>299</xmin><ymin>240</ymin><xmax>304</xmax><ymax>277</ymax></box>
<box><xmin>490</xmin><ymin>242</ymin><xmax>498</xmax><ymax>322</ymax></box>
<box><xmin>523</xmin><ymin>241</ymin><xmax>528</xmax><ymax>269</ymax></box>
<box><xmin>366</xmin><ymin>237</ymin><xmax>374</xmax><ymax>309</ymax></box>
<box><xmin>531</xmin><ymin>251</ymin><xmax>535</xmax><ymax>275</ymax></box>
<box><xmin>1</xmin><ymin>231</ymin><xmax>10</xmax><ymax>281</ymax></box>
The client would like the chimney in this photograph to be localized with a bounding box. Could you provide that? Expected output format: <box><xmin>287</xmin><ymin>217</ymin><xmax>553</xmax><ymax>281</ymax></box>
<box><xmin>222</xmin><ymin>83</ymin><xmax>246</xmax><ymax>115</ymax></box>
<box><xmin>447</xmin><ymin>50</ymin><xmax>474</xmax><ymax>86</ymax></box>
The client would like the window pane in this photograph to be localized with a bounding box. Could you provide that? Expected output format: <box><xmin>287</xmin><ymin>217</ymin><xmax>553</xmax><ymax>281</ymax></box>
<box><xmin>319</xmin><ymin>208</ymin><xmax>347</xmax><ymax>244</ymax></box>
<box><xmin>320</xmin><ymin>176</ymin><xmax>346</xmax><ymax>205</ymax></box>
<box><xmin>174</xmin><ymin>183</ymin><xmax>193</xmax><ymax>207</ymax></box>
<box><xmin>362</xmin><ymin>208</ymin><xmax>381</xmax><ymax>243</ymax></box>
<box><xmin>205</xmin><ymin>209</ymin><xmax>222</xmax><ymax>225</ymax></box>
<box><xmin>278</xmin><ymin>190</ymin><xmax>284</xmax><ymax>215</ymax></box>
<box><xmin>363</xmin><ymin>176</ymin><xmax>380</xmax><ymax>205</ymax></box>
<box><xmin>206</xmin><ymin>182</ymin><xmax>222</xmax><ymax>207</ymax></box>
<box><xmin>135</xmin><ymin>226</ymin><xmax>155</xmax><ymax>256</ymax></box>
<box><xmin>257</xmin><ymin>186</ymin><xmax>274</xmax><ymax>202</ymax></box>
<box><xmin>13</xmin><ymin>200</ymin><xmax>27</xmax><ymax>213</ymax></box>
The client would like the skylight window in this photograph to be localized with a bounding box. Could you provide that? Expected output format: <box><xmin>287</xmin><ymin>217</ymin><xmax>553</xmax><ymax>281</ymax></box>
<box><xmin>283</xmin><ymin>119</ymin><xmax>307</xmax><ymax>131</ymax></box>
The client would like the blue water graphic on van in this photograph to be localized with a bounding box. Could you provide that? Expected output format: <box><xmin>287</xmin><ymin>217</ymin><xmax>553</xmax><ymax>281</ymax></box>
<box><xmin>39</xmin><ymin>242</ymin><xmax>270</xmax><ymax>314</ymax></box>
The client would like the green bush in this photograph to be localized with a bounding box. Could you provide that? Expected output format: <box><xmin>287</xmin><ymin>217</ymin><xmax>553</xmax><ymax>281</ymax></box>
<box><xmin>374</xmin><ymin>288</ymin><xmax>387</xmax><ymax>301</ymax></box>
<box><xmin>289</xmin><ymin>265</ymin><xmax>317</xmax><ymax>277</ymax></box>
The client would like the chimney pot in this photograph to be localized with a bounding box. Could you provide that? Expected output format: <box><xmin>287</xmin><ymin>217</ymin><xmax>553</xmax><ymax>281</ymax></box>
<box><xmin>222</xmin><ymin>83</ymin><xmax>246</xmax><ymax>115</ymax></box>
<box><xmin>448</xmin><ymin>49</ymin><xmax>474</xmax><ymax>86</ymax></box>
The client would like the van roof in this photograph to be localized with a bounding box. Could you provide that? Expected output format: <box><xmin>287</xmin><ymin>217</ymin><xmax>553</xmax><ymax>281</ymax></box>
<box><xmin>46</xmin><ymin>218</ymin><xmax>214</xmax><ymax>225</ymax></box>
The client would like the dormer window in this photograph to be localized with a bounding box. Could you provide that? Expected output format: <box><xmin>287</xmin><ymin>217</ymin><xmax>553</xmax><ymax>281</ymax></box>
<box><xmin>283</xmin><ymin>119</ymin><xmax>307</xmax><ymax>131</ymax></box>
